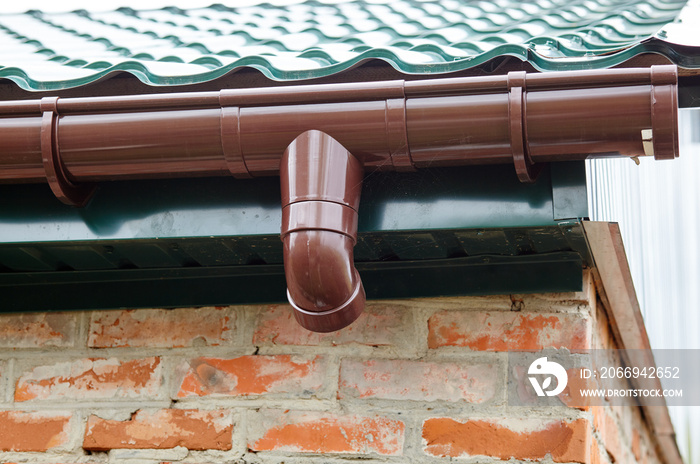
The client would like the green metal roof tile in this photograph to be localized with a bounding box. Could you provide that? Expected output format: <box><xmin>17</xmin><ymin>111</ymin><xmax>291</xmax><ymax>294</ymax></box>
<box><xmin>0</xmin><ymin>0</ymin><xmax>695</xmax><ymax>91</ymax></box>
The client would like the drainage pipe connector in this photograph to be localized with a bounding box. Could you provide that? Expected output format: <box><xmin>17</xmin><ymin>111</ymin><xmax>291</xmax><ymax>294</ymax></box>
<box><xmin>280</xmin><ymin>130</ymin><xmax>365</xmax><ymax>332</ymax></box>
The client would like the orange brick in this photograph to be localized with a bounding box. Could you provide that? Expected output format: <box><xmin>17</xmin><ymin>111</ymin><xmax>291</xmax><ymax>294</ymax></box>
<box><xmin>88</xmin><ymin>307</ymin><xmax>234</xmax><ymax>348</ymax></box>
<box><xmin>556</xmin><ymin>367</ymin><xmax>600</xmax><ymax>409</ymax></box>
<box><xmin>253</xmin><ymin>303</ymin><xmax>406</xmax><ymax>346</ymax></box>
<box><xmin>632</xmin><ymin>428</ymin><xmax>642</xmax><ymax>461</ymax></box>
<box><xmin>603</xmin><ymin>409</ymin><xmax>622</xmax><ymax>463</ymax></box>
<box><xmin>15</xmin><ymin>357</ymin><xmax>162</xmax><ymax>401</ymax></box>
<box><xmin>176</xmin><ymin>355</ymin><xmax>325</xmax><ymax>398</ymax></box>
<box><xmin>428</xmin><ymin>311</ymin><xmax>589</xmax><ymax>351</ymax></box>
<box><xmin>249</xmin><ymin>410</ymin><xmax>405</xmax><ymax>455</ymax></box>
<box><xmin>83</xmin><ymin>409</ymin><xmax>232</xmax><ymax>451</ymax></box>
<box><xmin>0</xmin><ymin>411</ymin><xmax>71</xmax><ymax>451</ymax></box>
<box><xmin>591</xmin><ymin>407</ymin><xmax>624</xmax><ymax>463</ymax></box>
<box><xmin>422</xmin><ymin>417</ymin><xmax>590</xmax><ymax>462</ymax></box>
<box><xmin>592</xmin><ymin>406</ymin><xmax>605</xmax><ymax>432</ymax></box>
<box><xmin>0</xmin><ymin>312</ymin><xmax>76</xmax><ymax>348</ymax></box>
<box><xmin>591</xmin><ymin>438</ymin><xmax>603</xmax><ymax>464</ymax></box>
<box><xmin>511</xmin><ymin>362</ymin><xmax>599</xmax><ymax>408</ymax></box>
<box><xmin>594</xmin><ymin>304</ymin><xmax>616</xmax><ymax>350</ymax></box>
<box><xmin>339</xmin><ymin>359</ymin><xmax>499</xmax><ymax>403</ymax></box>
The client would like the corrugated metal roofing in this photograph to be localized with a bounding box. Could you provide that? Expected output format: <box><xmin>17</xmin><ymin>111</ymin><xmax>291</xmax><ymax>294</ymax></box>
<box><xmin>0</xmin><ymin>0</ymin><xmax>692</xmax><ymax>90</ymax></box>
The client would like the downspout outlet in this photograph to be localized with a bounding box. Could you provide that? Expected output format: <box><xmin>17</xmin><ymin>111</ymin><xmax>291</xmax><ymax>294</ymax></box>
<box><xmin>280</xmin><ymin>130</ymin><xmax>366</xmax><ymax>332</ymax></box>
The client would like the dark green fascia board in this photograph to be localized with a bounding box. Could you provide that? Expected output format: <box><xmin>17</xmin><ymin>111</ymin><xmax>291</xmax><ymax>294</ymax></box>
<box><xmin>0</xmin><ymin>251</ymin><xmax>583</xmax><ymax>312</ymax></box>
<box><xmin>551</xmin><ymin>161</ymin><xmax>589</xmax><ymax>221</ymax></box>
<box><xmin>0</xmin><ymin>162</ymin><xmax>588</xmax><ymax>245</ymax></box>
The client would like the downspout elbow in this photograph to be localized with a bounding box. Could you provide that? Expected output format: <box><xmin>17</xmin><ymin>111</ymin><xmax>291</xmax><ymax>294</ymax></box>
<box><xmin>283</xmin><ymin>230</ymin><xmax>364</xmax><ymax>331</ymax></box>
<box><xmin>280</xmin><ymin>130</ymin><xmax>365</xmax><ymax>332</ymax></box>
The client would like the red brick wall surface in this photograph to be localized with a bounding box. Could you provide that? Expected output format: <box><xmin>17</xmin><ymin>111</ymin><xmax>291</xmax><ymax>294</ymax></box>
<box><xmin>0</xmin><ymin>272</ymin><xmax>666</xmax><ymax>463</ymax></box>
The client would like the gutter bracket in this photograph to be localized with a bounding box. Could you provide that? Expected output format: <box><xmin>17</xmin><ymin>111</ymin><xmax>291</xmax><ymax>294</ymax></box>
<box><xmin>386</xmin><ymin>96</ymin><xmax>414</xmax><ymax>171</ymax></box>
<box><xmin>650</xmin><ymin>66</ymin><xmax>679</xmax><ymax>160</ymax></box>
<box><xmin>508</xmin><ymin>71</ymin><xmax>542</xmax><ymax>183</ymax></box>
<box><xmin>40</xmin><ymin>97</ymin><xmax>95</xmax><ymax>207</ymax></box>
<box><xmin>220</xmin><ymin>93</ymin><xmax>252</xmax><ymax>178</ymax></box>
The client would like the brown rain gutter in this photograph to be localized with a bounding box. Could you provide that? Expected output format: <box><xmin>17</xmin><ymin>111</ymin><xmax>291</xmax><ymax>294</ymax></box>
<box><xmin>0</xmin><ymin>65</ymin><xmax>679</xmax><ymax>331</ymax></box>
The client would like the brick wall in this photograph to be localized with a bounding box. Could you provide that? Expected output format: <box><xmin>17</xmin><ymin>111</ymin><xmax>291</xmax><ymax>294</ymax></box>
<box><xmin>0</xmin><ymin>271</ymin><xmax>667</xmax><ymax>463</ymax></box>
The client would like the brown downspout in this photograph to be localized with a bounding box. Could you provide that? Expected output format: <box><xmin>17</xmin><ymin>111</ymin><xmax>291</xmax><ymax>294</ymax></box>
<box><xmin>281</xmin><ymin>130</ymin><xmax>365</xmax><ymax>332</ymax></box>
<box><xmin>0</xmin><ymin>65</ymin><xmax>680</xmax><ymax>331</ymax></box>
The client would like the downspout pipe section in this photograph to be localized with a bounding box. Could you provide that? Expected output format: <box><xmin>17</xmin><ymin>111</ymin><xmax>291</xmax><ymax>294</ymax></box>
<box><xmin>280</xmin><ymin>130</ymin><xmax>365</xmax><ymax>332</ymax></box>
